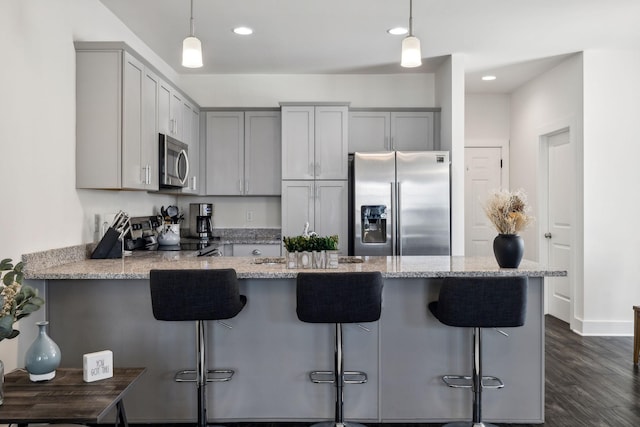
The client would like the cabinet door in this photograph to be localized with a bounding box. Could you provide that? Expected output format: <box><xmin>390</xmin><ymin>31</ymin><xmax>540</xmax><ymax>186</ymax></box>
<box><xmin>315</xmin><ymin>106</ymin><xmax>348</xmax><ymax>179</ymax></box>
<box><xmin>181</xmin><ymin>102</ymin><xmax>199</xmax><ymax>194</ymax></box>
<box><xmin>157</xmin><ymin>80</ymin><xmax>172</xmax><ymax>136</ymax></box>
<box><xmin>391</xmin><ymin>111</ymin><xmax>435</xmax><ymax>151</ymax></box>
<box><xmin>76</xmin><ymin>50</ymin><xmax>122</xmax><ymax>189</ymax></box>
<box><xmin>281</xmin><ymin>180</ymin><xmax>315</xmax><ymax>239</ymax></box>
<box><xmin>314</xmin><ymin>180</ymin><xmax>348</xmax><ymax>254</ymax></box>
<box><xmin>121</xmin><ymin>52</ymin><xmax>144</xmax><ymax>190</ymax></box>
<box><xmin>206</xmin><ymin>112</ymin><xmax>244</xmax><ymax>195</ymax></box>
<box><xmin>170</xmin><ymin>92</ymin><xmax>183</xmax><ymax>139</ymax></box>
<box><xmin>282</xmin><ymin>106</ymin><xmax>315</xmax><ymax>180</ymax></box>
<box><xmin>141</xmin><ymin>67</ymin><xmax>159</xmax><ymax>190</ymax></box>
<box><xmin>349</xmin><ymin>111</ymin><xmax>391</xmax><ymax>152</ymax></box>
<box><xmin>183</xmin><ymin>106</ymin><xmax>200</xmax><ymax>194</ymax></box>
<box><xmin>245</xmin><ymin>111</ymin><xmax>281</xmax><ymax>195</ymax></box>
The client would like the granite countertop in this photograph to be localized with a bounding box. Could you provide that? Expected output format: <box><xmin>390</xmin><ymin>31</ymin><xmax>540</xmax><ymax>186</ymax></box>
<box><xmin>23</xmin><ymin>246</ymin><xmax>566</xmax><ymax>280</ymax></box>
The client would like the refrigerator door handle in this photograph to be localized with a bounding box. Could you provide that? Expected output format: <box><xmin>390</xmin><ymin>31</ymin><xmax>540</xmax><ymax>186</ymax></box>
<box><xmin>391</xmin><ymin>181</ymin><xmax>397</xmax><ymax>256</ymax></box>
<box><xmin>397</xmin><ymin>181</ymin><xmax>402</xmax><ymax>256</ymax></box>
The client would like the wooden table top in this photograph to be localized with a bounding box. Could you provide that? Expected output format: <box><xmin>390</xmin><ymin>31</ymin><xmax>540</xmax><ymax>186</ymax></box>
<box><xmin>0</xmin><ymin>367</ymin><xmax>145</xmax><ymax>424</ymax></box>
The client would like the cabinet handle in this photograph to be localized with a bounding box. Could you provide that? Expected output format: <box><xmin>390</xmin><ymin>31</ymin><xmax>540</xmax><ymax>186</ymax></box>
<box><xmin>252</xmin><ymin>249</ymin><xmax>261</xmax><ymax>256</ymax></box>
<box><xmin>245</xmin><ymin>180</ymin><xmax>249</xmax><ymax>194</ymax></box>
<box><xmin>315</xmin><ymin>162</ymin><xmax>321</xmax><ymax>177</ymax></box>
<box><xmin>315</xmin><ymin>185</ymin><xmax>319</xmax><ymax>201</ymax></box>
<box><xmin>191</xmin><ymin>175</ymin><xmax>197</xmax><ymax>191</ymax></box>
<box><xmin>239</xmin><ymin>180</ymin><xmax>243</xmax><ymax>194</ymax></box>
<box><xmin>391</xmin><ymin>137</ymin><xmax>396</xmax><ymax>150</ymax></box>
<box><xmin>309</xmin><ymin>162</ymin><xmax>314</xmax><ymax>177</ymax></box>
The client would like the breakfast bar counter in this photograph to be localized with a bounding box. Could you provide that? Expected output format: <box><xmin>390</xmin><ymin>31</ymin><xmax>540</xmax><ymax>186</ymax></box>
<box><xmin>23</xmin><ymin>248</ymin><xmax>564</xmax><ymax>425</ymax></box>
<box><xmin>24</xmin><ymin>249</ymin><xmax>562</xmax><ymax>280</ymax></box>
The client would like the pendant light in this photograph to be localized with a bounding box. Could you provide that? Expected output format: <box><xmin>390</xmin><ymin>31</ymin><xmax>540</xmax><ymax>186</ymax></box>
<box><xmin>401</xmin><ymin>0</ymin><xmax>422</xmax><ymax>68</ymax></box>
<box><xmin>182</xmin><ymin>0</ymin><xmax>203</xmax><ymax>68</ymax></box>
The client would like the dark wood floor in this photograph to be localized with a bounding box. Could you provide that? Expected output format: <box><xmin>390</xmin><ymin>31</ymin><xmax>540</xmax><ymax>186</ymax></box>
<box><xmin>142</xmin><ymin>315</ymin><xmax>640</xmax><ymax>426</ymax></box>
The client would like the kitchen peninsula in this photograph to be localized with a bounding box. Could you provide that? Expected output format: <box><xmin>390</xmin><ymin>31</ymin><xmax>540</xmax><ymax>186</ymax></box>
<box><xmin>24</xmin><ymin>248</ymin><xmax>564</xmax><ymax>425</ymax></box>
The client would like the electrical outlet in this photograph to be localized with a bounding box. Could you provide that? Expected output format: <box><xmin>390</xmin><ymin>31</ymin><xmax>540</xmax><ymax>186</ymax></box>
<box><xmin>246</xmin><ymin>210</ymin><xmax>254</xmax><ymax>222</ymax></box>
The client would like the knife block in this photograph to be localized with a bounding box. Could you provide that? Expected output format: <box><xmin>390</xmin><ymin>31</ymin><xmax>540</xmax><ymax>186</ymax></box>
<box><xmin>91</xmin><ymin>227</ymin><xmax>123</xmax><ymax>259</ymax></box>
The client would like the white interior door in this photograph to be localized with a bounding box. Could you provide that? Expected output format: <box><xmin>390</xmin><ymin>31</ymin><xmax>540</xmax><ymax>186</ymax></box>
<box><xmin>545</xmin><ymin>130</ymin><xmax>574</xmax><ymax>323</ymax></box>
<box><xmin>464</xmin><ymin>147</ymin><xmax>502</xmax><ymax>256</ymax></box>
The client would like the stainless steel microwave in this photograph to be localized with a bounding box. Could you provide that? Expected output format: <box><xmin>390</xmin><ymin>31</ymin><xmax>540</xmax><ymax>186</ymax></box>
<box><xmin>159</xmin><ymin>133</ymin><xmax>189</xmax><ymax>189</ymax></box>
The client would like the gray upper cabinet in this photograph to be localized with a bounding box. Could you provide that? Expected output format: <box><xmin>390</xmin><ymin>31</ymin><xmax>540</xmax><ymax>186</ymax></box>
<box><xmin>76</xmin><ymin>46</ymin><xmax>152</xmax><ymax>190</ymax></box>
<box><xmin>205</xmin><ymin>110</ymin><xmax>281</xmax><ymax>195</ymax></box>
<box><xmin>281</xmin><ymin>105</ymin><xmax>348</xmax><ymax>180</ymax></box>
<box><xmin>181</xmin><ymin>102</ymin><xmax>201</xmax><ymax>194</ymax></box>
<box><xmin>75</xmin><ymin>42</ymin><xmax>199</xmax><ymax>192</ymax></box>
<box><xmin>158</xmin><ymin>79</ymin><xmax>184</xmax><ymax>141</ymax></box>
<box><xmin>349</xmin><ymin>110</ymin><xmax>439</xmax><ymax>152</ymax></box>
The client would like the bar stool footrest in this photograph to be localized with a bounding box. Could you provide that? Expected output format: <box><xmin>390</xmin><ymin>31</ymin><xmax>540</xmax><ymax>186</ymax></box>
<box><xmin>309</xmin><ymin>370</ymin><xmax>368</xmax><ymax>384</ymax></box>
<box><xmin>442</xmin><ymin>374</ymin><xmax>504</xmax><ymax>389</ymax></box>
<box><xmin>174</xmin><ymin>369</ymin><xmax>235</xmax><ymax>383</ymax></box>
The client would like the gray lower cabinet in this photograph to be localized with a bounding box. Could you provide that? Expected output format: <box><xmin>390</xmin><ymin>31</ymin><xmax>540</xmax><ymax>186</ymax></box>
<box><xmin>281</xmin><ymin>180</ymin><xmax>348</xmax><ymax>254</ymax></box>
<box><xmin>46</xmin><ymin>277</ymin><xmax>543</xmax><ymax>423</ymax></box>
<box><xmin>231</xmin><ymin>244</ymin><xmax>281</xmax><ymax>257</ymax></box>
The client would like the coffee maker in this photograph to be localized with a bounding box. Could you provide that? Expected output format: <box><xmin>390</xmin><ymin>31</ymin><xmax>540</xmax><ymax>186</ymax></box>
<box><xmin>189</xmin><ymin>203</ymin><xmax>214</xmax><ymax>240</ymax></box>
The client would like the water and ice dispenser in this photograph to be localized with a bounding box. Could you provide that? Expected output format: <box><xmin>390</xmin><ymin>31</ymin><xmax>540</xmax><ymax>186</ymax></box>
<box><xmin>361</xmin><ymin>205</ymin><xmax>387</xmax><ymax>243</ymax></box>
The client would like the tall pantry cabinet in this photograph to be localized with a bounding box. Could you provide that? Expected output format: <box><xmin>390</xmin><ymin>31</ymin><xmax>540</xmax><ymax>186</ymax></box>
<box><xmin>280</xmin><ymin>104</ymin><xmax>349</xmax><ymax>253</ymax></box>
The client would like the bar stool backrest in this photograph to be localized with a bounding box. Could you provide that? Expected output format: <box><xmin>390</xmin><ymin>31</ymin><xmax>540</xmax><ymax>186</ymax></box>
<box><xmin>430</xmin><ymin>276</ymin><xmax>527</xmax><ymax>328</ymax></box>
<box><xmin>296</xmin><ymin>272</ymin><xmax>383</xmax><ymax>324</ymax></box>
<box><xmin>150</xmin><ymin>269</ymin><xmax>246</xmax><ymax>321</ymax></box>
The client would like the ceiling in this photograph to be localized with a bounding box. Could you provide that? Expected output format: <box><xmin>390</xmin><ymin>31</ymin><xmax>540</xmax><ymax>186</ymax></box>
<box><xmin>99</xmin><ymin>0</ymin><xmax>640</xmax><ymax>93</ymax></box>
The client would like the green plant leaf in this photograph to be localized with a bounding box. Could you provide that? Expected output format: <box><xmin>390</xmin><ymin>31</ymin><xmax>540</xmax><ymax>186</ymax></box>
<box><xmin>3</xmin><ymin>271</ymin><xmax>15</xmax><ymax>286</ymax></box>
<box><xmin>0</xmin><ymin>259</ymin><xmax>12</xmax><ymax>271</ymax></box>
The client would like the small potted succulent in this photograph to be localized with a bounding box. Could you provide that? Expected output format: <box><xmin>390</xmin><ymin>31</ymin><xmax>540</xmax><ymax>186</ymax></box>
<box><xmin>282</xmin><ymin>234</ymin><xmax>339</xmax><ymax>269</ymax></box>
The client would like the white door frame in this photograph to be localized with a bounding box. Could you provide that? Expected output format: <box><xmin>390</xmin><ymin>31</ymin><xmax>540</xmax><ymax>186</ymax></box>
<box><xmin>538</xmin><ymin>117</ymin><xmax>579</xmax><ymax>331</ymax></box>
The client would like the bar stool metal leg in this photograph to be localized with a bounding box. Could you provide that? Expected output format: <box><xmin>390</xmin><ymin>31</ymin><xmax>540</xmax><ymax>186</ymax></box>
<box><xmin>310</xmin><ymin>324</ymin><xmax>367</xmax><ymax>427</ymax></box>
<box><xmin>196</xmin><ymin>320</ymin><xmax>207</xmax><ymax>427</ymax></box>
<box><xmin>443</xmin><ymin>328</ymin><xmax>497</xmax><ymax>427</ymax></box>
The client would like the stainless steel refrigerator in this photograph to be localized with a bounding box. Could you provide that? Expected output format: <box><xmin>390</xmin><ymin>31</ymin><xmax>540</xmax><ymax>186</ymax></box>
<box><xmin>352</xmin><ymin>151</ymin><xmax>450</xmax><ymax>256</ymax></box>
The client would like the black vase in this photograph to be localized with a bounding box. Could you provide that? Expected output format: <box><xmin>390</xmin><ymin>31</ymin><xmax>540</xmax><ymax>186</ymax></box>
<box><xmin>493</xmin><ymin>234</ymin><xmax>524</xmax><ymax>268</ymax></box>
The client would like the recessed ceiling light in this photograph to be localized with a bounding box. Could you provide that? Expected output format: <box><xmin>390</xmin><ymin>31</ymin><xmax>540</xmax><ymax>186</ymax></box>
<box><xmin>233</xmin><ymin>26</ymin><xmax>253</xmax><ymax>35</ymax></box>
<box><xmin>387</xmin><ymin>27</ymin><xmax>408</xmax><ymax>36</ymax></box>
<box><xmin>482</xmin><ymin>75</ymin><xmax>497</xmax><ymax>81</ymax></box>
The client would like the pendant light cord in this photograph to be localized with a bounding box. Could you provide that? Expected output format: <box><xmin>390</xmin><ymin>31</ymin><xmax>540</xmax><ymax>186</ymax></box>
<box><xmin>189</xmin><ymin>0</ymin><xmax>195</xmax><ymax>37</ymax></box>
<box><xmin>409</xmin><ymin>0</ymin><xmax>414</xmax><ymax>36</ymax></box>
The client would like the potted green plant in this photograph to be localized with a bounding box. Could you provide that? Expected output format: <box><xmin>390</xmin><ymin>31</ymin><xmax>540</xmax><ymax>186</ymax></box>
<box><xmin>0</xmin><ymin>258</ymin><xmax>46</xmax><ymax>391</ymax></box>
<box><xmin>0</xmin><ymin>259</ymin><xmax>45</xmax><ymax>340</ymax></box>
<box><xmin>282</xmin><ymin>235</ymin><xmax>339</xmax><ymax>269</ymax></box>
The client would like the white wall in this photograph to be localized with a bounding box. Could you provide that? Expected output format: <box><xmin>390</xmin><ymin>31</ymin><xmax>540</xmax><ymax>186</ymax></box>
<box><xmin>180</xmin><ymin>74</ymin><xmax>435</xmax><ymax>108</ymax></box>
<box><xmin>465</xmin><ymin>94</ymin><xmax>510</xmax><ymax>142</ymax></box>
<box><xmin>435</xmin><ymin>55</ymin><xmax>466</xmax><ymax>255</ymax></box>
<box><xmin>510</xmin><ymin>54</ymin><xmax>586</xmax><ymax>330</ymax></box>
<box><xmin>581</xmin><ymin>50</ymin><xmax>640</xmax><ymax>335</ymax></box>
<box><xmin>510</xmin><ymin>55</ymin><xmax>583</xmax><ymax>262</ymax></box>
<box><xmin>0</xmin><ymin>0</ymin><xmax>183</xmax><ymax>369</ymax></box>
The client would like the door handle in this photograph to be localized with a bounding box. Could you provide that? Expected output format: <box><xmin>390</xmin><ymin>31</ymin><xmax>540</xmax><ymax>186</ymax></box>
<box><xmin>544</xmin><ymin>232</ymin><xmax>552</xmax><ymax>239</ymax></box>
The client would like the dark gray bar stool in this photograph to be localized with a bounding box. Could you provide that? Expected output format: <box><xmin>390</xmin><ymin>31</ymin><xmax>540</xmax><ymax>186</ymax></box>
<box><xmin>296</xmin><ymin>271</ymin><xmax>383</xmax><ymax>427</ymax></box>
<box><xmin>150</xmin><ymin>269</ymin><xmax>246</xmax><ymax>427</ymax></box>
<box><xmin>428</xmin><ymin>276</ymin><xmax>528</xmax><ymax>427</ymax></box>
